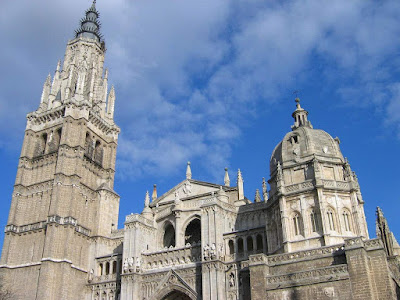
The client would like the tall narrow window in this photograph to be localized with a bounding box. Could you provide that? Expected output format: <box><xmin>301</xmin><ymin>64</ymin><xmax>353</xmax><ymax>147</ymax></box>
<box><xmin>237</xmin><ymin>238</ymin><xmax>244</xmax><ymax>254</ymax></box>
<box><xmin>94</xmin><ymin>140</ymin><xmax>103</xmax><ymax>165</ymax></box>
<box><xmin>343</xmin><ymin>210</ymin><xmax>351</xmax><ymax>232</ymax></box>
<box><xmin>41</xmin><ymin>133</ymin><xmax>48</xmax><ymax>155</ymax></box>
<box><xmin>292</xmin><ymin>213</ymin><xmax>301</xmax><ymax>236</ymax></box>
<box><xmin>327</xmin><ymin>209</ymin><xmax>335</xmax><ymax>231</ymax></box>
<box><xmin>228</xmin><ymin>240</ymin><xmax>234</xmax><ymax>255</ymax></box>
<box><xmin>85</xmin><ymin>133</ymin><xmax>93</xmax><ymax>158</ymax></box>
<box><xmin>310</xmin><ymin>209</ymin><xmax>318</xmax><ymax>232</ymax></box>
<box><xmin>113</xmin><ymin>261</ymin><xmax>117</xmax><ymax>274</ymax></box>
<box><xmin>256</xmin><ymin>234</ymin><xmax>263</xmax><ymax>251</ymax></box>
<box><xmin>247</xmin><ymin>236</ymin><xmax>254</xmax><ymax>252</ymax></box>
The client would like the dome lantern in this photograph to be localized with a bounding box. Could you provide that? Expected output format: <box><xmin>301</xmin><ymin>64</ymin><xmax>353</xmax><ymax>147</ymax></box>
<box><xmin>291</xmin><ymin>98</ymin><xmax>313</xmax><ymax>130</ymax></box>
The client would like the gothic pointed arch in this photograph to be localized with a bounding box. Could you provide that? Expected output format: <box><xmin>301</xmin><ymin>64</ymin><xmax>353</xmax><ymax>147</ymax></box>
<box><xmin>151</xmin><ymin>270</ymin><xmax>197</xmax><ymax>300</ymax></box>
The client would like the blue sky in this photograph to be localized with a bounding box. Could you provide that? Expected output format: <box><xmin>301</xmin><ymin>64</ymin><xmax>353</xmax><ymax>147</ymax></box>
<box><xmin>0</xmin><ymin>0</ymin><xmax>399</xmax><ymax>251</ymax></box>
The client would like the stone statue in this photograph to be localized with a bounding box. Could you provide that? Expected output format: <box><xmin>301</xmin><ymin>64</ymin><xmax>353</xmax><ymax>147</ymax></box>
<box><xmin>175</xmin><ymin>189</ymin><xmax>180</xmax><ymax>203</ymax></box>
<box><xmin>123</xmin><ymin>259</ymin><xmax>129</xmax><ymax>273</ymax></box>
<box><xmin>229</xmin><ymin>273</ymin><xmax>235</xmax><ymax>287</ymax></box>
<box><xmin>183</xmin><ymin>180</ymin><xmax>192</xmax><ymax>195</ymax></box>
<box><xmin>136</xmin><ymin>257</ymin><xmax>141</xmax><ymax>271</ymax></box>
<box><xmin>88</xmin><ymin>268</ymin><xmax>94</xmax><ymax>281</ymax></box>
<box><xmin>210</xmin><ymin>243</ymin><xmax>216</xmax><ymax>259</ymax></box>
<box><xmin>203</xmin><ymin>244</ymin><xmax>210</xmax><ymax>260</ymax></box>
<box><xmin>128</xmin><ymin>257</ymin><xmax>134</xmax><ymax>272</ymax></box>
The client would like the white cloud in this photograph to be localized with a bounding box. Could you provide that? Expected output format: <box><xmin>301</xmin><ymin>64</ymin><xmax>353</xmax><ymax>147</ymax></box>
<box><xmin>1</xmin><ymin>0</ymin><xmax>400</xmax><ymax>180</ymax></box>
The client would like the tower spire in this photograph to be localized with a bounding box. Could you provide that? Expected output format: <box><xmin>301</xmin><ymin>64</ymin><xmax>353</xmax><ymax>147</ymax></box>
<box><xmin>291</xmin><ymin>97</ymin><xmax>313</xmax><ymax>130</ymax></box>
<box><xmin>75</xmin><ymin>0</ymin><xmax>103</xmax><ymax>43</ymax></box>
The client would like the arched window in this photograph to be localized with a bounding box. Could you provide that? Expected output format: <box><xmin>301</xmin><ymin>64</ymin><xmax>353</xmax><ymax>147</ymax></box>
<box><xmin>99</xmin><ymin>263</ymin><xmax>103</xmax><ymax>276</ymax></box>
<box><xmin>310</xmin><ymin>209</ymin><xmax>319</xmax><ymax>233</ymax></box>
<box><xmin>36</xmin><ymin>133</ymin><xmax>48</xmax><ymax>156</ymax></box>
<box><xmin>228</xmin><ymin>240</ymin><xmax>234</xmax><ymax>255</ymax></box>
<box><xmin>56</xmin><ymin>128</ymin><xmax>62</xmax><ymax>147</ymax></box>
<box><xmin>292</xmin><ymin>212</ymin><xmax>302</xmax><ymax>236</ymax></box>
<box><xmin>256</xmin><ymin>234</ymin><xmax>263</xmax><ymax>251</ymax></box>
<box><xmin>342</xmin><ymin>209</ymin><xmax>352</xmax><ymax>232</ymax></box>
<box><xmin>85</xmin><ymin>133</ymin><xmax>93</xmax><ymax>158</ymax></box>
<box><xmin>113</xmin><ymin>261</ymin><xmax>117</xmax><ymax>274</ymax></box>
<box><xmin>163</xmin><ymin>223</ymin><xmax>176</xmax><ymax>248</ymax></box>
<box><xmin>105</xmin><ymin>262</ymin><xmax>110</xmax><ymax>275</ymax></box>
<box><xmin>237</xmin><ymin>238</ymin><xmax>244</xmax><ymax>254</ymax></box>
<box><xmin>94</xmin><ymin>140</ymin><xmax>103</xmax><ymax>165</ymax></box>
<box><xmin>184</xmin><ymin>218</ymin><xmax>201</xmax><ymax>245</ymax></box>
<box><xmin>327</xmin><ymin>208</ymin><xmax>336</xmax><ymax>231</ymax></box>
<box><xmin>247</xmin><ymin>236</ymin><xmax>253</xmax><ymax>252</ymax></box>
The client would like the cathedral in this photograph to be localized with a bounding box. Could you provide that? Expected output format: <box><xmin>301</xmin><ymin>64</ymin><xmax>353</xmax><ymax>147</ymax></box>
<box><xmin>1</xmin><ymin>2</ymin><xmax>400</xmax><ymax>300</ymax></box>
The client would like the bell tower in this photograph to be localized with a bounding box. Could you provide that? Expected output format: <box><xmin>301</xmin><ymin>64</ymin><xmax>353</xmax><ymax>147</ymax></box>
<box><xmin>0</xmin><ymin>1</ymin><xmax>120</xmax><ymax>299</ymax></box>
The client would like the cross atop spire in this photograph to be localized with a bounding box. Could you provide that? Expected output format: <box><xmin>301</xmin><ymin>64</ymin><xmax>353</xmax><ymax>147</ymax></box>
<box><xmin>291</xmin><ymin>97</ymin><xmax>313</xmax><ymax>130</ymax></box>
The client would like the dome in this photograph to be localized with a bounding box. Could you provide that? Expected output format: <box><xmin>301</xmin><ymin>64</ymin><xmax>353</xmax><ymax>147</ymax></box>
<box><xmin>270</xmin><ymin>99</ymin><xmax>344</xmax><ymax>174</ymax></box>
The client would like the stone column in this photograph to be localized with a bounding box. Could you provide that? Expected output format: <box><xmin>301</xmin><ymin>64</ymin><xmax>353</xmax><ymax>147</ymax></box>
<box><xmin>174</xmin><ymin>210</ymin><xmax>184</xmax><ymax>247</ymax></box>
<box><xmin>201</xmin><ymin>203</ymin><xmax>227</xmax><ymax>300</ymax></box>
<box><xmin>279</xmin><ymin>196</ymin><xmax>290</xmax><ymax>252</ymax></box>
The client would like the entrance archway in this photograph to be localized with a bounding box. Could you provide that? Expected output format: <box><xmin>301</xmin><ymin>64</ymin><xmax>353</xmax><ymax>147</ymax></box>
<box><xmin>161</xmin><ymin>290</ymin><xmax>192</xmax><ymax>300</ymax></box>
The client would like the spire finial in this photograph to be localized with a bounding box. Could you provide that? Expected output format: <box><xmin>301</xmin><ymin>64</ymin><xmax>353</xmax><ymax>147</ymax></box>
<box><xmin>224</xmin><ymin>167</ymin><xmax>230</xmax><ymax>186</ymax></box>
<box><xmin>291</xmin><ymin>94</ymin><xmax>312</xmax><ymax>130</ymax></box>
<box><xmin>152</xmin><ymin>184</ymin><xmax>157</xmax><ymax>202</ymax></box>
<box><xmin>262</xmin><ymin>177</ymin><xmax>268</xmax><ymax>201</ymax></box>
<box><xmin>186</xmin><ymin>161</ymin><xmax>192</xmax><ymax>179</ymax></box>
<box><xmin>254</xmin><ymin>189</ymin><xmax>261</xmax><ymax>202</ymax></box>
<box><xmin>75</xmin><ymin>0</ymin><xmax>103</xmax><ymax>43</ymax></box>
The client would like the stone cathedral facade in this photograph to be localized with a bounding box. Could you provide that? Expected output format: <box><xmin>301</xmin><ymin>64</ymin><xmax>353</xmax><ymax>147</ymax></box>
<box><xmin>1</xmin><ymin>2</ymin><xmax>400</xmax><ymax>300</ymax></box>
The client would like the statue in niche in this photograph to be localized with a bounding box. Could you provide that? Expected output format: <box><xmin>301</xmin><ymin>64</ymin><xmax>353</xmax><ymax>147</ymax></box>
<box><xmin>210</xmin><ymin>243</ymin><xmax>216</xmax><ymax>259</ymax></box>
<box><xmin>128</xmin><ymin>257</ymin><xmax>134</xmax><ymax>272</ymax></box>
<box><xmin>229</xmin><ymin>273</ymin><xmax>235</xmax><ymax>287</ymax></box>
<box><xmin>136</xmin><ymin>257</ymin><xmax>141</xmax><ymax>271</ymax></box>
<box><xmin>203</xmin><ymin>244</ymin><xmax>210</xmax><ymax>260</ymax></box>
<box><xmin>88</xmin><ymin>269</ymin><xmax>94</xmax><ymax>282</ymax></box>
<box><xmin>123</xmin><ymin>259</ymin><xmax>129</xmax><ymax>273</ymax></box>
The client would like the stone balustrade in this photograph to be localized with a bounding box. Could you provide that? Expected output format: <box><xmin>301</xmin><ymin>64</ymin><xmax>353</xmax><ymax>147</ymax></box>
<box><xmin>143</xmin><ymin>245</ymin><xmax>201</xmax><ymax>270</ymax></box>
